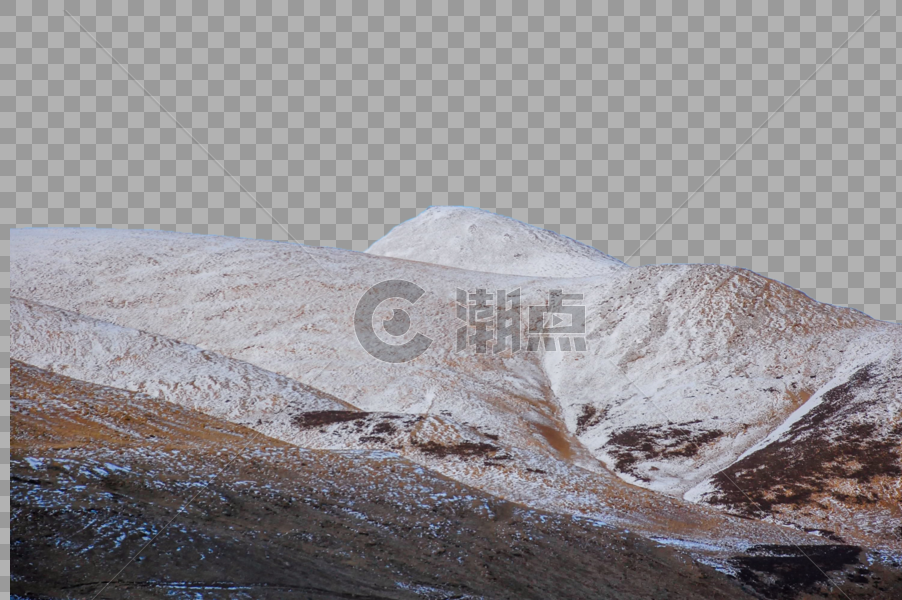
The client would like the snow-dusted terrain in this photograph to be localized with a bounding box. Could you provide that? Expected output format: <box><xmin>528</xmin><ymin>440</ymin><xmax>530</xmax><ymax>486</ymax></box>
<box><xmin>10</xmin><ymin>207</ymin><xmax>902</xmax><ymax>555</ymax></box>
<box><xmin>547</xmin><ymin>263</ymin><xmax>896</xmax><ymax>493</ymax></box>
<box><xmin>11</xmin><ymin>296</ymin><xmax>354</xmax><ymax>428</ymax></box>
<box><xmin>12</xmin><ymin>291</ymin><xmax>808</xmax><ymax>551</ymax></box>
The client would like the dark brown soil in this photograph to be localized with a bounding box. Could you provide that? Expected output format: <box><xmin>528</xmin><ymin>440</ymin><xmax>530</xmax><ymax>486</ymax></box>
<box><xmin>13</xmin><ymin>360</ymin><xmax>902</xmax><ymax>600</ymax></box>
<box><xmin>604</xmin><ymin>420</ymin><xmax>724</xmax><ymax>481</ymax></box>
<box><xmin>292</xmin><ymin>410</ymin><xmax>370</xmax><ymax>428</ymax></box>
<box><xmin>413</xmin><ymin>440</ymin><xmax>499</xmax><ymax>458</ymax></box>
<box><xmin>575</xmin><ymin>404</ymin><xmax>608</xmax><ymax>435</ymax></box>
<box><xmin>371</xmin><ymin>421</ymin><xmax>397</xmax><ymax>435</ymax></box>
<box><xmin>730</xmin><ymin>544</ymin><xmax>867</xmax><ymax>600</ymax></box>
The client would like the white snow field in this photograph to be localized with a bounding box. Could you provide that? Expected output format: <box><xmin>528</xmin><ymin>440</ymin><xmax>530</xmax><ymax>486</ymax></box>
<box><xmin>11</xmin><ymin>208</ymin><xmax>902</xmax><ymax>552</ymax></box>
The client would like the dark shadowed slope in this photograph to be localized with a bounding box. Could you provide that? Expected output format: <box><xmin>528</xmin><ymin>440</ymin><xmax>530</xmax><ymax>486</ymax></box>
<box><xmin>691</xmin><ymin>359</ymin><xmax>902</xmax><ymax>551</ymax></box>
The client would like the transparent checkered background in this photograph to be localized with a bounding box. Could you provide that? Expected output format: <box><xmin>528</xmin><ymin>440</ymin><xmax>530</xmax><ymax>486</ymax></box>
<box><xmin>2</xmin><ymin>1</ymin><xmax>902</xmax><ymax>588</ymax></box>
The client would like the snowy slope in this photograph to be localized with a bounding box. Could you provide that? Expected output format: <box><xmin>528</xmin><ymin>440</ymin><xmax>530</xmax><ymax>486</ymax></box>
<box><xmin>11</xmin><ymin>227</ymin><xmax>899</xmax><ymax>489</ymax></box>
<box><xmin>366</xmin><ymin>206</ymin><xmax>628</xmax><ymax>277</ymax></box>
<box><xmin>11</xmin><ymin>296</ymin><xmax>353</xmax><ymax>424</ymax></box>
<box><xmin>11</xmin><ymin>296</ymin><xmax>515</xmax><ymax>461</ymax></box>
<box><xmin>11</xmin><ymin>296</ymin><xmax>518</xmax><ymax>464</ymax></box>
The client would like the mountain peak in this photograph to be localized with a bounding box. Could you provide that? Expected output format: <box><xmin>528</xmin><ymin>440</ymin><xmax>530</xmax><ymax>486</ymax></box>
<box><xmin>366</xmin><ymin>205</ymin><xmax>628</xmax><ymax>278</ymax></box>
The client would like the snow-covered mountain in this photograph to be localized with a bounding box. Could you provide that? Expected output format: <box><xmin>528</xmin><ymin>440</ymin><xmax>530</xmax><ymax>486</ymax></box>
<box><xmin>367</xmin><ymin>205</ymin><xmax>628</xmax><ymax>277</ymax></box>
<box><xmin>10</xmin><ymin>211</ymin><xmax>902</xmax><ymax>556</ymax></box>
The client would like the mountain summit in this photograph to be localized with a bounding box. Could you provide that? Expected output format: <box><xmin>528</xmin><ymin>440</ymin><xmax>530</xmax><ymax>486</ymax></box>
<box><xmin>366</xmin><ymin>205</ymin><xmax>628</xmax><ymax>277</ymax></box>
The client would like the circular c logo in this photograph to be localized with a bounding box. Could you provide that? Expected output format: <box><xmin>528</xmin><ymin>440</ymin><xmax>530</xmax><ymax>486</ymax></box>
<box><xmin>354</xmin><ymin>279</ymin><xmax>433</xmax><ymax>363</ymax></box>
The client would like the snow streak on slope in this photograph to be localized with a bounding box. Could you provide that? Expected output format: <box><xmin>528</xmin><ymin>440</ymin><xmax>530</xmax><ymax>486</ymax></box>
<box><xmin>686</xmin><ymin>342</ymin><xmax>902</xmax><ymax>550</ymax></box>
<box><xmin>11</xmin><ymin>297</ymin><xmax>518</xmax><ymax>471</ymax></box>
<box><xmin>366</xmin><ymin>206</ymin><xmax>628</xmax><ymax>277</ymax></box>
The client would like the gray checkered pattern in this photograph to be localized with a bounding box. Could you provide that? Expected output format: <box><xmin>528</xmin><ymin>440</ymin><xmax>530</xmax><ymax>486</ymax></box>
<box><xmin>1</xmin><ymin>2</ymin><xmax>901</xmax><ymax>586</ymax></box>
<box><xmin>4</xmin><ymin>0</ymin><xmax>900</xmax><ymax>323</ymax></box>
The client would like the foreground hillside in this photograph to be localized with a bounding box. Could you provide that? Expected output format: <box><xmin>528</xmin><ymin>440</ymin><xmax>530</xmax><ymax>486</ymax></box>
<box><xmin>13</xmin><ymin>360</ymin><xmax>768</xmax><ymax>600</ymax></box>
